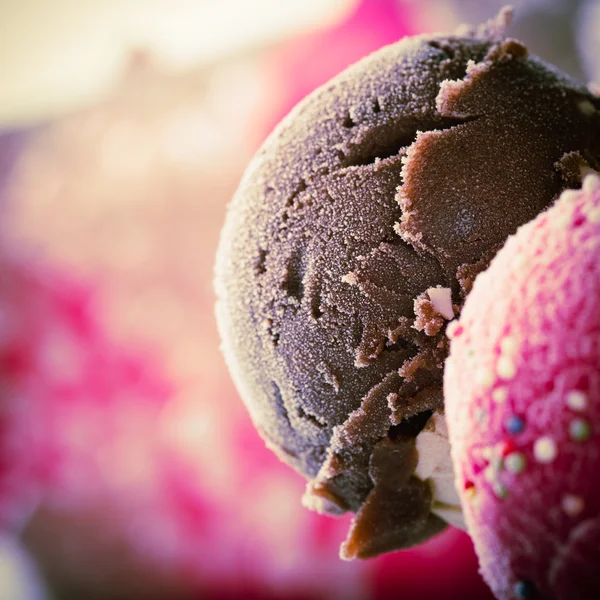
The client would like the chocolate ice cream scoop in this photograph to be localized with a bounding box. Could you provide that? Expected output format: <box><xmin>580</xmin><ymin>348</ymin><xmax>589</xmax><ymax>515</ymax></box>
<box><xmin>215</xmin><ymin>8</ymin><xmax>600</xmax><ymax>559</ymax></box>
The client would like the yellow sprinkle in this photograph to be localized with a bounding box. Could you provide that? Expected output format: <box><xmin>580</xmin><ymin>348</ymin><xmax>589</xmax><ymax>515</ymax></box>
<box><xmin>500</xmin><ymin>337</ymin><xmax>518</xmax><ymax>355</ymax></box>
<box><xmin>492</xmin><ymin>387</ymin><xmax>508</xmax><ymax>404</ymax></box>
<box><xmin>477</xmin><ymin>368</ymin><xmax>495</xmax><ymax>388</ymax></box>
<box><xmin>534</xmin><ymin>437</ymin><xmax>557</xmax><ymax>463</ymax></box>
<box><xmin>497</xmin><ymin>356</ymin><xmax>516</xmax><ymax>380</ymax></box>
<box><xmin>464</xmin><ymin>486</ymin><xmax>477</xmax><ymax>501</ymax></box>
<box><xmin>566</xmin><ymin>391</ymin><xmax>587</xmax><ymax>412</ymax></box>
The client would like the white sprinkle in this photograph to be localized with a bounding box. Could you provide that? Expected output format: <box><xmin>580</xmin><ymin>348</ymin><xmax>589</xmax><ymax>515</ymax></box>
<box><xmin>534</xmin><ymin>437</ymin><xmax>557</xmax><ymax>463</ymax></box>
<box><xmin>492</xmin><ymin>387</ymin><xmax>508</xmax><ymax>404</ymax></box>
<box><xmin>481</xmin><ymin>447</ymin><xmax>493</xmax><ymax>460</ymax></box>
<box><xmin>477</xmin><ymin>368</ymin><xmax>495</xmax><ymax>388</ymax></box>
<box><xmin>514</xmin><ymin>254</ymin><xmax>528</xmax><ymax>270</ymax></box>
<box><xmin>427</xmin><ymin>286</ymin><xmax>454</xmax><ymax>320</ymax></box>
<box><xmin>566</xmin><ymin>391</ymin><xmax>587</xmax><ymax>412</ymax></box>
<box><xmin>587</xmin><ymin>207</ymin><xmax>600</xmax><ymax>224</ymax></box>
<box><xmin>500</xmin><ymin>337</ymin><xmax>518</xmax><ymax>355</ymax></box>
<box><xmin>497</xmin><ymin>356</ymin><xmax>516</xmax><ymax>380</ymax></box>
<box><xmin>483</xmin><ymin>465</ymin><xmax>496</xmax><ymax>482</ymax></box>
<box><xmin>562</xmin><ymin>494</ymin><xmax>584</xmax><ymax>517</ymax></box>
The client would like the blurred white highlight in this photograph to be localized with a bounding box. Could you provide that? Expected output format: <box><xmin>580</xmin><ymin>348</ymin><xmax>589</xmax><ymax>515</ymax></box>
<box><xmin>0</xmin><ymin>0</ymin><xmax>356</xmax><ymax>125</ymax></box>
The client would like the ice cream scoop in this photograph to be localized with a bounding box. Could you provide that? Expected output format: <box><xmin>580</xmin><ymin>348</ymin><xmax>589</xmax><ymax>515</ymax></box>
<box><xmin>215</xmin><ymin>8</ymin><xmax>600</xmax><ymax>559</ymax></box>
<box><xmin>444</xmin><ymin>173</ymin><xmax>600</xmax><ymax>600</ymax></box>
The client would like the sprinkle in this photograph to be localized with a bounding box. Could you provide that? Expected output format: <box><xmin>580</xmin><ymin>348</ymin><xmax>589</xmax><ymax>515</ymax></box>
<box><xmin>500</xmin><ymin>337</ymin><xmax>518</xmax><ymax>355</ymax></box>
<box><xmin>534</xmin><ymin>437</ymin><xmax>557</xmax><ymax>463</ymax></box>
<box><xmin>446</xmin><ymin>320</ymin><xmax>462</xmax><ymax>339</ymax></box>
<box><xmin>464</xmin><ymin>483</ymin><xmax>477</xmax><ymax>502</ymax></box>
<box><xmin>514</xmin><ymin>579</ymin><xmax>535</xmax><ymax>599</ymax></box>
<box><xmin>514</xmin><ymin>254</ymin><xmax>528</xmax><ymax>270</ymax></box>
<box><xmin>566</xmin><ymin>391</ymin><xmax>587</xmax><ymax>411</ymax></box>
<box><xmin>562</xmin><ymin>494</ymin><xmax>584</xmax><ymax>517</ymax></box>
<box><xmin>569</xmin><ymin>418</ymin><xmax>591</xmax><ymax>442</ymax></box>
<box><xmin>505</xmin><ymin>415</ymin><xmax>525</xmax><ymax>435</ymax></box>
<box><xmin>491</xmin><ymin>454</ymin><xmax>504</xmax><ymax>472</ymax></box>
<box><xmin>587</xmin><ymin>207</ymin><xmax>600</xmax><ymax>224</ymax></box>
<box><xmin>492</xmin><ymin>387</ymin><xmax>508</xmax><ymax>404</ymax></box>
<box><xmin>493</xmin><ymin>482</ymin><xmax>508</xmax><ymax>499</ymax></box>
<box><xmin>505</xmin><ymin>452</ymin><xmax>527</xmax><ymax>474</ymax></box>
<box><xmin>465</xmin><ymin>486</ymin><xmax>481</xmax><ymax>508</ymax></box>
<box><xmin>497</xmin><ymin>355</ymin><xmax>516</xmax><ymax>379</ymax></box>
<box><xmin>483</xmin><ymin>465</ymin><xmax>496</xmax><ymax>482</ymax></box>
<box><xmin>477</xmin><ymin>368</ymin><xmax>495</xmax><ymax>388</ymax></box>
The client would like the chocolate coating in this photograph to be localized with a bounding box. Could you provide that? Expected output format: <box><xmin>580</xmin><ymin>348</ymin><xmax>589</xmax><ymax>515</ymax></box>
<box><xmin>215</xmin><ymin>13</ymin><xmax>600</xmax><ymax>558</ymax></box>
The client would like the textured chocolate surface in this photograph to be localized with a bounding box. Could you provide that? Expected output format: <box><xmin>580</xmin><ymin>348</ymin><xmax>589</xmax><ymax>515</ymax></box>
<box><xmin>215</xmin><ymin>12</ymin><xmax>600</xmax><ymax>558</ymax></box>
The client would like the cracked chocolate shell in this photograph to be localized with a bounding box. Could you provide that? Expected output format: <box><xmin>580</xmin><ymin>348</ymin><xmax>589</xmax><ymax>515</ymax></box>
<box><xmin>215</xmin><ymin>8</ymin><xmax>600</xmax><ymax>559</ymax></box>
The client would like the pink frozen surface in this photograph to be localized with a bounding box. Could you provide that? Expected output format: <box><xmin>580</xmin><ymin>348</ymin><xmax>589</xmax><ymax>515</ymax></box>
<box><xmin>445</xmin><ymin>174</ymin><xmax>600</xmax><ymax>600</ymax></box>
<box><xmin>0</xmin><ymin>251</ymin><xmax>172</xmax><ymax>530</ymax></box>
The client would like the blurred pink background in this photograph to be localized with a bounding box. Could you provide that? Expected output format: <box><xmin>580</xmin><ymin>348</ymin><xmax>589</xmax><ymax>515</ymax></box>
<box><xmin>0</xmin><ymin>1</ymin><xmax>596</xmax><ymax>598</ymax></box>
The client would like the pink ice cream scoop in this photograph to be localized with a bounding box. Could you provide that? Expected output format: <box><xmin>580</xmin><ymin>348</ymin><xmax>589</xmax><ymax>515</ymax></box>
<box><xmin>444</xmin><ymin>172</ymin><xmax>600</xmax><ymax>600</ymax></box>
